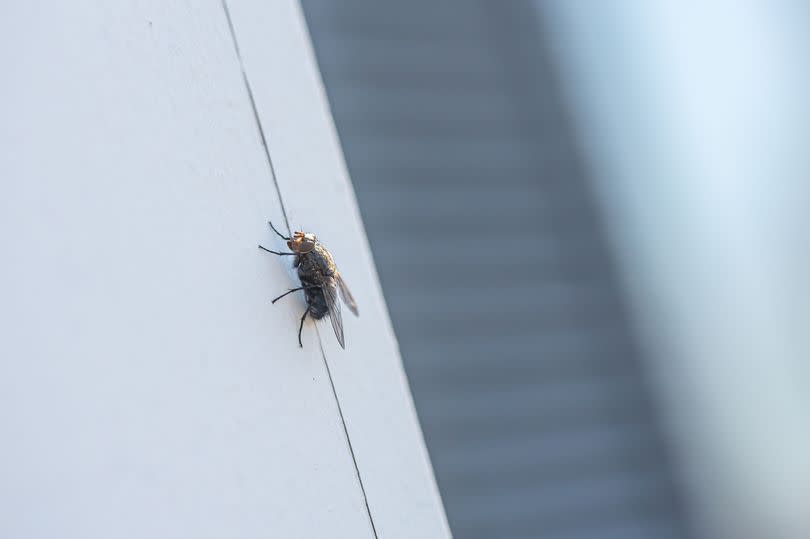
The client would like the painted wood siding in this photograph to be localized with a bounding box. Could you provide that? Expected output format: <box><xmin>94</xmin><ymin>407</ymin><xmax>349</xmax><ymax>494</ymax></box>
<box><xmin>300</xmin><ymin>1</ymin><xmax>692</xmax><ymax>538</ymax></box>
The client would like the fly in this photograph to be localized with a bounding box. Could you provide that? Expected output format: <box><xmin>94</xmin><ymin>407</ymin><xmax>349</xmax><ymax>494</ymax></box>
<box><xmin>259</xmin><ymin>220</ymin><xmax>359</xmax><ymax>349</ymax></box>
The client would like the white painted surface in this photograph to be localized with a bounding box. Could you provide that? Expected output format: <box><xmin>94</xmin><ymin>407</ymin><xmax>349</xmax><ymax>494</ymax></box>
<box><xmin>224</xmin><ymin>2</ymin><xmax>452</xmax><ymax>538</ymax></box>
<box><xmin>0</xmin><ymin>1</ymin><xmax>448</xmax><ymax>537</ymax></box>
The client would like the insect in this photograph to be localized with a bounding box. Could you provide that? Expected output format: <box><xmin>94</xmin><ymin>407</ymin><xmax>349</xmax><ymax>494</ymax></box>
<box><xmin>259</xmin><ymin>221</ymin><xmax>358</xmax><ymax>349</ymax></box>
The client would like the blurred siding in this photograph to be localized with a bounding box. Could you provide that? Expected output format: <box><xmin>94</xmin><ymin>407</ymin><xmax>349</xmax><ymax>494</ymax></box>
<box><xmin>300</xmin><ymin>1</ymin><xmax>691</xmax><ymax>538</ymax></box>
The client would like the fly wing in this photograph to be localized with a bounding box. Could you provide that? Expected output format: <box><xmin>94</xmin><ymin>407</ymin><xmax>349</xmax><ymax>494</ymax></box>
<box><xmin>336</xmin><ymin>273</ymin><xmax>358</xmax><ymax>316</ymax></box>
<box><xmin>322</xmin><ymin>277</ymin><xmax>345</xmax><ymax>349</ymax></box>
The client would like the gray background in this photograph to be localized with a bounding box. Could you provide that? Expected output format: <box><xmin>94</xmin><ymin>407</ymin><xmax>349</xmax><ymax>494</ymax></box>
<box><xmin>301</xmin><ymin>1</ymin><xmax>691</xmax><ymax>538</ymax></box>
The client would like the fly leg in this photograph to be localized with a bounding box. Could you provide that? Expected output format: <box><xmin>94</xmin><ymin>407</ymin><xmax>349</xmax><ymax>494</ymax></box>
<box><xmin>258</xmin><ymin>245</ymin><xmax>296</xmax><ymax>256</ymax></box>
<box><xmin>268</xmin><ymin>220</ymin><xmax>290</xmax><ymax>241</ymax></box>
<box><xmin>298</xmin><ymin>307</ymin><xmax>310</xmax><ymax>348</ymax></box>
<box><xmin>271</xmin><ymin>285</ymin><xmax>319</xmax><ymax>304</ymax></box>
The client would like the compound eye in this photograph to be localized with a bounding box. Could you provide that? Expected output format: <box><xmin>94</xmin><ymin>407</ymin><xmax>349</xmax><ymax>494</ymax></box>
<box><xmin>297</xmin><ymin>237</ymin><xmax>315</xmax><ymax>253</ymax></box>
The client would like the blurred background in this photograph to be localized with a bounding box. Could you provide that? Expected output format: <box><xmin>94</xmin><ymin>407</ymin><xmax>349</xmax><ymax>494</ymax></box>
<box><xmin>300</xmin><ymin>2</ymin><xmax>810</xmax><ymax>539</ymax></box>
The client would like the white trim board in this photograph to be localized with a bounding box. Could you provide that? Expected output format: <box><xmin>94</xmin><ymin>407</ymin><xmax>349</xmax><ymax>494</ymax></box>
<box><xmin>0</xmin><ymin>1</ymin><xmax>450</xmax><ymax>537</ymax></box>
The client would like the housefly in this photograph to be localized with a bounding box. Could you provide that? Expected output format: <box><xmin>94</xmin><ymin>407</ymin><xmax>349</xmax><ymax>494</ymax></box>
<box><xmin>259</xmin><ymin>221</ymin><xmax>358</xmax><ymax>349</ymax></box>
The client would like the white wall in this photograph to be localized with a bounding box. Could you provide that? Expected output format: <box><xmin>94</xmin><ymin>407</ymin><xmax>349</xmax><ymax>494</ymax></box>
<box><xmin>0</xmin><ymin>1</ymin><xmax>450</xmax><ymax>537</ymax></box>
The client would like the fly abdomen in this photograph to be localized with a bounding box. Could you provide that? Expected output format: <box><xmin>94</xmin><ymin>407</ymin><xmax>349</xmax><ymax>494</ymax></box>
<box><xmin>304</xmin><ymin>287</ymin><xmax>329</xmax><ymax>319</ymax></box>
